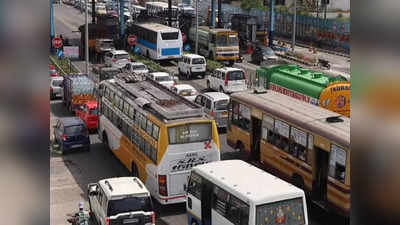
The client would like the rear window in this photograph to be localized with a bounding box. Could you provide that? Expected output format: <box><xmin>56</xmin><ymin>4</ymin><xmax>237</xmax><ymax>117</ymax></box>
<box><xmin>64</xmin><ymin>125</ymin><xmax>86</xmax><ymax>135</ymax></box>
<box><xmin>168</xmin><ymin>123</ymin><xmax>212</xmax><ymax>144</ymax></box>
<box><xmin>192</xmin><ymin>58</ymin><xmax>205</xmax><ymax>65</ymax></box>
<box><xmin>52</xmin><ymin>79</ymin><xmax>63</xmax><ymax>87</ymax></box>
<box><xmin>178</xmin><ymin>89</ymin><xmax>194</xmax><ymax>96</ymax></box>
<box><xmin>255</xmin><ymin>197</ymin><xmax>305</xmax><ymax>225</ymax></box>
<box><xmin>133</xmin><ymin>65</ymin><xmax>147</xmax><ymax>70</ymax></box>
<box><xmin>228</xmin><ymin>71</ymin><xmax>244</xmax><ymax>80</ymax></box>
<box><xmin>107</xmin><ymin>196</ymin><xmax>152</xmax><ymax>216</ymax></box>
<box><xmin>90</xmin><ymin>108</ymin><xmax>98</xmax><ymax>115</ymax></box>
<box><xmin>214</xmin><ymin>99</ymin><xmax>229</xmax><ymax>111</ymax></box>
<box><xmin>155</xmin><ymin>76</ymin><xmax>172</xmax><ymax>82</ymax></box>
<box><xmin>161</xmin><ymin>32</ymin><xmax>179</xmax><ymax>40</ymax></box>
<box><xmin>115</xmin><ymin>54</ymin><xmax>129</xmax><ymax>60</ymax></box>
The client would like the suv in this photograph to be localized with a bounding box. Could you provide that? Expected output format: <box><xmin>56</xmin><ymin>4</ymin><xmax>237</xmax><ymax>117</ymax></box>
<box><xmin>194</xmin><ymin>92</ymin><xmax>230</xmax><ymax>128</ymax></box>
<box><xmin>122</xmin><ymin>62</ymin><xmax>149</xmax><ymax>74</ymax></box>
<box><xmin>148</xmin><ymin>72</ymin><xmax>176</xmax><ymax>89</ymax></box>
<box><xmin>88</xmin><ymin>177</ymin><xmax>155</xmax><ymax>225</ymax></box>
<box><xmin>53</xmin><ymin>117</ymin><xmax>90</xmax><ymax>154</ymax></box>
<box><xmin>104</xmin><ymin>50</ymin><xmax>130</xmax><ymax>69</ymax></box>
<box><xmin>206</xmin><ymin>67</ymin><xmax>248</xmax><ymax>94</ymax></box>
<box><xmin>178</xmin><ymin>54</ymin><xmax>206</xmax><ymax>79</ymax></box>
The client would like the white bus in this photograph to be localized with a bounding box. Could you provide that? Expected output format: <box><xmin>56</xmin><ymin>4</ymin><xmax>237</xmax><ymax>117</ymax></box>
<box><xmin>145</xmin><ymin>1</ymin><xmax>178</xmax><ymax>16</ymax></box>
<box><xmin>130</xmin><ymin>23</ymin><xmax>183</xmax><ymax>60</ymax></box>
<box><xmin>97</xmin><ymin>74</ymin><xmax>220</xmax><ymax>205</ymax></box>
<box><xmin>186</xmin><ymin>160</ymin><xmax>308</xmax><ymax>225</ymax></box>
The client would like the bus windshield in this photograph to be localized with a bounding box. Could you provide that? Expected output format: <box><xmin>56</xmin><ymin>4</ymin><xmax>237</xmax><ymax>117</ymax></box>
<box><xmin>228</xmin><ymin>34</ymin><xmax>238</xmax><ymax>46</ymax></box>
<box><xmin>161</xmin><ymin>32</ymin><xmax>179</xmax><ymax>40</ymax></box>
<box><xmin>168</xmin><ymin>123</ymin><xmax>212</xmax><ymax>144</ymax></box>
<box><xmin>255</xmin><ymin>197</ymin><xmax>305</xmax><ymax>225</ymax></box>
<box><xmin>216</xmin><ymin>34</ymin><xmax>228</xmax><ymax>47</ymax></box>
<box><xmin>107</xmin><ymin>196</ymin><xmax>152</xmax><ymax>216</ymax></box>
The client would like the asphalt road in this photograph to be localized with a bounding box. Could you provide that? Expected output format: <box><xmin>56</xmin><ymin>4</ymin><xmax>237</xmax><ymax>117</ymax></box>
<box><xmin>51</xmin><ymin>4</ymin><xmax>349</xmax><ymax>225</ymax></box>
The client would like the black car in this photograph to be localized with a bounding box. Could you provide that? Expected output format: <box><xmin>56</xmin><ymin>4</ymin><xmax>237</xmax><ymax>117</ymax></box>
<box><xmin>53</xmin><ymin>117</ymin><xmax>90</xmax><ymax>154</ymax></box>
<box><xmin>251</xmin><ymin>46</ymin><xmax>278</xmax><ymax>65</ymax></box>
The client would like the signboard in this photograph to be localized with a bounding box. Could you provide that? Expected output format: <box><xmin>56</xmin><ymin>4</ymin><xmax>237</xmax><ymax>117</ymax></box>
<box><xmin>170</xmin><ymin>152</ymin><xmax>210</xmax><ymax>173</ymax></box>
<box><xmin>269</xmin><ymin>83</ymin><xmax>319</xmax><ymax>106</ymax></box>
<box><xmin>63</xmin><ymin>46</ymin><xmax>79</xmax><ymax>59</ymax></box>
<box><xmin>52</xmin><ymin>37</ymin><xmax>63</xmax><ymax>49</ymax></box>
<box><xmin>127</xmin><ymin>34</ymin><xmax>137</xmax><ymax>46</ymax></box>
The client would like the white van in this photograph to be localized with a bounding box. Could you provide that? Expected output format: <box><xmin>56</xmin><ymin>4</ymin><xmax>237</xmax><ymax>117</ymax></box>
<box><xmin>206</xmin><ymin>67</ymin><xmax>248</xmax><ymax>94</ymax></box>
<box><xmin>194</xmin><ymin>92</ymin><xmax>230</xmax><ymax>128</ymax></box>
<box><xmin>178</xmin><ymin>54</ymin><xmax>207</xmax><ymax>79</ymax></box>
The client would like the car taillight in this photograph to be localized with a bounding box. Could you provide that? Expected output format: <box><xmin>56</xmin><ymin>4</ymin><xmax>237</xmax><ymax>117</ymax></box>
<box><xmin>112</xmin><ymin>58</ymin><xmax>117</xmax><ymax>62</ymax></box>
<box><xmin>105</xmin><ymin>217</ymin><xmax>110</xmax><ymax>225</ymax></box>
<box><xmin>210</xmin><ymin>110</ymin><xmax>216</xmax><ymax>116</ymax></box>
<box><xmin>62</xmin><ymin>134</ymin><xmax>67</xmax><ymax>141</ymax></box>
<box><xmin>152</xmin><ymin>212</ymin><xmax>156</xmax><ymax>224</ymax></box>
<box><xmin>224</xmin><ymin>72</ymin><xmax>228</xmax><ymax>86</ymax></box>
<box><xmin>158</xmin><ymin>175</ymin><xmax>168</xmax><ymax>196</ymax></box>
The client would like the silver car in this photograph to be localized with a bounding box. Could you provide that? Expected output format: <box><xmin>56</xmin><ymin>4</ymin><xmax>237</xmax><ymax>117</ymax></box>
<box><xmin>50</xmin><ymin>76</ymin><xmax>64</xmax><ymax>100</ymax></box>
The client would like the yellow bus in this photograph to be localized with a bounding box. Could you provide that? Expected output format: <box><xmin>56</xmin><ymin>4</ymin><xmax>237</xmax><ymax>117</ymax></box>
<box><xmin>226</xmin><ymin>90</ymin><xmax>350</xmax><ymax>216</ymax></box>
<box><xmin>97</xmin><ymin>75</ymin><xmax>220</xmax><ymax>205</ymax></box>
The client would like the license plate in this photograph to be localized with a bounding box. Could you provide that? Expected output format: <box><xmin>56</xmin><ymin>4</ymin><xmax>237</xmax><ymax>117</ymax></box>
<box><xmin>71</xmin><ymin>144</ymin><xmax>83</xmax><ymax>148</ymax></box>
<box><xmin>123</xmin><ymin>218</ymin><xmax>139</xmax><ymax>224</ymax></box>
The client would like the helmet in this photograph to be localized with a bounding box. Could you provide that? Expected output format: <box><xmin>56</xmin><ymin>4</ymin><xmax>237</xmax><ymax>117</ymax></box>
<box><xmin>79</xmin><ymin>202</ymin><xmax>84</xmax><ymax>210</ymax></box>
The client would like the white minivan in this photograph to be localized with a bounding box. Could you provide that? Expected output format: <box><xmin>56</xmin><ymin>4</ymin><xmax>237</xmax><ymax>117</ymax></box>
<box><xmin>178</xmin><ymin>54</ymin><xmax>207</xmax><ymax>79</ymax></box>
<box><xmin>206</xmin><ymin>67</ymin><xmax>248</xmax><ymax>94</ymax></box>
<box><xmin>104</xmin><ymin>50</ymin><xmax>130</xmax><ymax>69</ymax></box>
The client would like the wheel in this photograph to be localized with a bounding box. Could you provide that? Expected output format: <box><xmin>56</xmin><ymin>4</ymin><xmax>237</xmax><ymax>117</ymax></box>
<box><xmin>60</xmin><ymin>143</ymin><xmax>64</xmax><ymax>155</ymax></box>
<box><xmin>206</xmin><ymin>80</ymin><xmax>211</xmax><ymax>90</ymax></box>
<box><xmin>146</xmin><ymin>50</ymin><xmax>150</xmax><ymax>59</ymax></box>
<box><xmin>186</xmin><ymin>71</ymin><xmax>190</xmax><ymax>80</ymax></box>
<box><xmin>131</xmin><ymin>163</ymin><xmax>139</xmax><ymax>177</ymax></box>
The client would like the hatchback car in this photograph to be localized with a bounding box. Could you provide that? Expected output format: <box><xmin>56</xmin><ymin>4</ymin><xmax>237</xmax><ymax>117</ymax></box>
<box><xmin>194</xmin><ymin>92</ymin><xmax>230</xmax><ymax>128</ymax></box>
<box><xmin>122</xmin><ymin>62</ymin><xmax>149</xmax><ymax>74</ymax></box>
<box><xmin>104</xmin><ymin>50</ymin><xmax>130</xmax><ymax>69</ymax></box>
<box><xmin>171</xmin><ymin>84</ymin><xmax>198</xmax><ymax>102</ymax></box>
<box><xmin>75</xmin><ymin>101</ymin><xmax>98</xmax><ymax>132</ymax></box>
<box><xmin>251</xmin><ymin>46</ymin><xmax>278</xmax><ymax>65</ymax></box>
<box><xmin>206</xmin><ymin>67</ymin><xmax>248</xmax><ymax>94</ymax></box>
<box><xmin>148</xmin><ymin>72</ymin><xmax>175</xmax><ymax>89</ymax></box>
<box><xmin>53</xmin><ymin>117</ymin><xmax>90</xmax><ymax>154</ymax></box>
<box><xmin>50</xmin><ymin>76</ymin><xmax>64</xmax><ymax>100</ymax></box>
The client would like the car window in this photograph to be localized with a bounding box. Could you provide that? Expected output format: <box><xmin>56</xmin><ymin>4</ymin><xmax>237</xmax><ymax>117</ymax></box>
<box><xmin>107</xmin><ymin>196</ymin><xmax>152</xmax><ymax>216</ymax></box>
<box><xmin>64</xmin><ymin>125</ymin><xmax>86</xmax><ymax>135</ymax></box>
<box><xmin>228</xmin><ymin>71</ymin><xmax>244</xmax><ymax>80</ymax></box>
<box><xmin>155</xmin><ymin>76</ymin><xmax>172</xmax><ymax>82</ymax></box>
<box><xmin>214</xmin><ymin>99</ymin><xmax>229</xmax><ymax>111</ymax></box>
<box><xmin>90</xmin><ymin>108</ymin><xmax>98</xmax><ymax>115</ymax></box>
<box><xmin>221</xmin><ymin>72</ymin><xmax>226</xmax><ymax>80</ymax></box>
<box><xmin>115</xmin><ymin>54</ymin><xmax>129</xmax><ymax>60</ymax></box>
<box><xmin>52</xmin><ymin>79</ymin><xmax>63</xmax><ymax>87</ymax></box>
<box><xmin>195</xmin><ymin>96</ymin><xmax>202</xmax><ymax>105</ymax></box>
<box><xmin>133</xmin><ymin>65</ymin><xmax>146</xmax><ymax>70</ymax></box>
<box><xmin>205</xmin><ymin>99</ymin><xmax>212</xmax><ymax>109</ymax></box>
<box><xmin>178</xmin><ymin>89</ymin><xmax>193</xmax><ymax>96</ymax></box>
<box><xmin>192</xmin><ymin>58</ymin><xmax>205</xmax><ymax>64</ymax></box>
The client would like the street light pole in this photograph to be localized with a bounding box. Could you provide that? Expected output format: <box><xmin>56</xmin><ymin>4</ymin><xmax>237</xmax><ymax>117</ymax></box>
<box><xmin>291</xmin><ymin>0</ymin><xmax>296</xmax><ymax>51</ymax></box>
<box><xmin>85</xmin><ymin>0</ymin><xmax>89</xmax><ymax>74</ymax></box>
<box><xmin>195</xmin><ymin>0</ymin><xmax>198</xmax><ymax>54</ymax></box>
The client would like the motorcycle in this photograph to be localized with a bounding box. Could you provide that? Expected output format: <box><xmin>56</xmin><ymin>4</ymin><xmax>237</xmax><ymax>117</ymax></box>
<box><xmin>318</xmin><ymin>58</ymin><xmax>331</xmax><ymax>70</ymax></box>
<box><xmin>66</xmin><ymin>213</ymin><xmax>89</xmax><ymax>225</ymax></box>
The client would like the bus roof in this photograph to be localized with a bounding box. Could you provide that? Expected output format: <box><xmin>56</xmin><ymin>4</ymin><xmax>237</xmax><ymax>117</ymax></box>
<box><xmin>198</xmin><ymin>26</ymin><xmax>236</xmax><ymax>34</ymax></box>
<box><xmin>135</xmin><ymin>22</ymin><xmax>179</xmax><ymax>32</ymax></box>
<box><xmin>193</xmin><ymin>160</ymin><xmax>305</xmax><ymax>205</ymax></box>
<box><xmin>145</xmin><ymin>1</ymin><xmax>178</xmax><ymax>9</ymax></box>
<box><xmin>106</xmin><ymin>74</ymin><xmax>206</xmax><ymax>122</ymax></box>
<box><xmin>231</xmin><ymin>91</ymin><xmax>350</xmax><ymax>148</ymax></box>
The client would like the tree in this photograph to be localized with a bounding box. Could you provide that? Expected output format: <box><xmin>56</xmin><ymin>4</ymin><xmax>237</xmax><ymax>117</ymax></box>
<box><xmin>240</xmin><ymin>0</ymin><xmax>265</xmax><ymax>11</ymax></box>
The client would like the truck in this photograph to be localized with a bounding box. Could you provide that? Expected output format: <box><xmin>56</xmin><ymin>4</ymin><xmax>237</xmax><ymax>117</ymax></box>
<box><xmin>62</xmin><ymin>74</ymin><xmax>96</xmax><ymax>113</ymax></box>
<box><xmin>94</xmin><ymin>38</ymin><xmax>115</xmax><ymax>63</ymax></box>
<box><xmin>91</xmin><ymin>64</ymin><xmax>121</xmax><ymax>84</ymax></box>
<box><xmin>188</xmin><ymin>26</ymin><xmax>239</xmax><ymax>63</ymax></box>
<box><xmin>79</xmin><ymin>23</ymin><xmax>116</xmax><ymax>61</ymax></box>
<box><xmin>256</xmin><ymin>64</ymin><xmax>351</xmax><ymax>117</ymax></box>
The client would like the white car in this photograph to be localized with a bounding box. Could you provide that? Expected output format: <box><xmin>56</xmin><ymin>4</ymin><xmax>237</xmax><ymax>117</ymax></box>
<box><xmin>50</xmin><ymin>76</ymin><xmax>64</xmax><ymax>100</ymax></box>
<box><xmin>194</xmin><ymin>92</ymin><xmax>230</xmax><ymax>128</ymax></box>
<box><xmin>122</xmin><ymin>62</ymin><xmax>149</xmax><ymax>74</ymax></box>
<box><xmin>148</xmin><ymin>72</ymin><xmax>175</xmax><ymax>89</ymax></box>
<box><xmin>171</xmin><ymin>84</ymin><xmax>198</xmax><ymax>102</ymax></box>
<box><xmin>206</xmin><ymin>67</ymin><xmax>248</xmax><ymax>94</ymax></box>
<box><xmin>88</xmin><ymin>177</ymin><xmax>155</xmax><ymax>225</ymax></box>
<box><xmin>178</xmin><ymin>54</ymin><xmax>206</xmax><ymax>79</ymax></box>
<box><xmin>104</xmin><ymin>50</ymin><xmax>130</xmax><ymax>69</ymax></box>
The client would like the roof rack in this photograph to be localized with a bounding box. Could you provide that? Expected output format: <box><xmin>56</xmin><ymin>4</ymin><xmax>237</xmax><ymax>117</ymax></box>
<box><xmin>113</xmin><ymin>74</ymin><xmax>204</xmax><ymax>120</ymax></box>
<box><xmin>104</xmin><ymin>180</ymin><xmax>113</xmax><ymax>192</ymax></box>
<box><xmin>326</xmin><ymin>116</ymin><xmax>343</xmax><ymax>123</ymax></box>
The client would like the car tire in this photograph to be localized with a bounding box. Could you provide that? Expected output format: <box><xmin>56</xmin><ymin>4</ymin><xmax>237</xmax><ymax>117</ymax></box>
<box><xmin>60</xmin><ymin>143</ymin><xmax>64</xmax><ymax>155</ymax></box>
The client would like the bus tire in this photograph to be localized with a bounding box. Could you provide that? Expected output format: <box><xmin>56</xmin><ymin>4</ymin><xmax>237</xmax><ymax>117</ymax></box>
<box><xmin>146</xmin><ymin>50</ymin><xmax>150</xmax><ymax>59</ymax></box>
<box><xmin>191</xmin><ymin>219</ymin><xmax>199</xmax><ymax>225</ymax></box>
<box><xmin>292</xmin><ymin>174</ymin><xmax>305</xmax><ymax>190</ymax></box>
<box><xmin>131</xmin><ymin>163</ymin><xmax>139</xmax><ymax>177</ymax></box>
<box><xmin>206</xmin><ymin>80</ymin><xmax>211</xmax><ymax>90</ymax></box>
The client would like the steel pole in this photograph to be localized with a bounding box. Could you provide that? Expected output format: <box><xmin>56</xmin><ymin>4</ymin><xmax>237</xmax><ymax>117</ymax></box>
<box><xmin>268</xmin><ymin>0</ymin><xmax>275</xmax><ymax>47</ymax></box>
<box><xmin>195</xmin><ymin>0</ymin><xmax>198</xmax><ymax>54</ymax></box>
<box><xmin>120</xmin><ymin>0</ymin><xmax>125</xmax><ymax>39</ymax></box>
<box><xmin>85</xmin><ymin>0</ymin><xmax>89</xmax><ymax>73</ymax></box>
<box><xmin>211</xmin><ymin>0</ymin><xmax>216</xmax><ymax>28</ymax></box>
<box><xmin>291</xmin><ymin>0</ymin><xmax>296</xmax><ymax>51</ymax></box>
<box><xmin>50</xmin><ymin>0</ymin><xmax>55</xmax><ymax>52</ymax></box>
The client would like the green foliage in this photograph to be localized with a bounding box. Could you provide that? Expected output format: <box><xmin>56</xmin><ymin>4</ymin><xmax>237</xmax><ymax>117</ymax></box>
<box><xmin>50</xmin><ymin>55</ymin><xmax>79</xmax><ymax>75</ymax></box>
<box><xmin>206</xmin><ymin>59</ymin><xmax>223</xmax><ymax>72</ymax></box>
<box><xmin>240</xmin><ymin>0</ymin><xmax>265</xmax><ymax>11</ymax></box>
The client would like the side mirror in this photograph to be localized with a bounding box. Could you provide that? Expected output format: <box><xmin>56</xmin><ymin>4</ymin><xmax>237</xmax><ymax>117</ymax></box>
<box><xmin>88</xmin><ymin>183</ymin><xmax>98</xmax><ymax>196</ymax></box>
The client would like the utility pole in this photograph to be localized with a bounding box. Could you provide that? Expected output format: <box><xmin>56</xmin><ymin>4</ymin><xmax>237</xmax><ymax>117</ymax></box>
<box><xmin>217</xmin><ymin>0</ymin><xmax>222</xmax><ymax>28</ymax></box>
<box><xmin>211</xmin><ymin>0</ymin><xmax>216</xmax><ymax>28</ymax></box>
<box><xmin>50</xmin><ymin>0</ymin><xmax>55</xmax><ymax>53</ymax></box>
<box><xmin>195</xmin><ymin>0</ymin><xmax>199</xmax><ymax>54</ymax></box>
<box><xmin>120</xmin><ymin>0</ymin><xmax>126</xmax><ymax>47</ymax></box>
<box><xmin>291</xmin><ymin>0</ymin><xmax>296</xmax><ymax>51</ymax></box>
<box><xmin>85</xmin><ymin>0</ymin><xmax>89</xmax><ymax>73</ymax></box>
<box><xmin>91</xmin><ymin>0</ymin><xmax>96</xmax><ymax>24</ymax></box>
<box><xmin>168</xmin><ymin>0</ymin><xmax>172</xmax><ymax>26</ymax></box>
<box><xmin>268</xmin><ymin>0</ymin><xmax>275</xmax><ymax>47</ymax></box>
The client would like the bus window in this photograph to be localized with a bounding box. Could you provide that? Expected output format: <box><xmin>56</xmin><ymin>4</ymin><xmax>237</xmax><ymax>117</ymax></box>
<box><xmin>289</xmin><ymin>126</ymin><xmax>308</xmax><ymax>162</ymax></box>
<box><xmin>329</xmin><ymin>144</ymin><xmax>347</xmax><ymax>183</ymax></box>
<box><xmin>231</xmin><ymin>101</ymin><xmax>250</xmax><ymax>131</ymax></box>
<box><xmin>168</xmin><ymin>123</ymin><xmax>212</xmax><ymax>144</ymax></box>
<box><xmin>227</xmin><ymin>195</ymin><xmax>249</xmax><ymax>225</ymax></box>
<box><xmin>187</xmin><ymin>172</ymin><xmax>202</xmax><ymax>199</ymax></box>
<box><xmin>255</xmin><ymin>197</ymin><xmax>305</xmax><ymax>225</ymax></box>
<box><xmin>161</xmin><ymin>32</ymin><xmax>179</xmax><ymax>40</ymax></box>
<box><xmin>212</xmin><ymin>186</ymin><xmax>229</xmax><ymax>216</ymax></box>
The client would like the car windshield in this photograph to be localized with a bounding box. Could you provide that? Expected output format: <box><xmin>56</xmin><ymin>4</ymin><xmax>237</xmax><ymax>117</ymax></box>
<box><xmin>133</xmin><ymin>65</ymin><xmax>147</xmax><ymax>70</ymax></box>
<box><xmin>256</xmin><ymin>197</ymin><xmax>305</xmax><ymax>225</ymax></box>
<box><xmin>214</xmin><ymin>99</ymin><xmax>229</xmax><ymax>111</ymax></box>
<box><xmin>168</xmin><ymin>123</ymin><xmax>212</xmax><ymax>144</ymax></box>
<box><xmin>178</xmin><ymin>89</ymin><xmax>195</xmax><ymax>96</ymax></box>
<box><xmin>228</xmin><ymin>71</ymin><xmax>244</xmax><ymax>80</ymax></box>
<box><xmin>107</xmin><ymin>196</ymin><xmax>152</xmax><ymax>216</ymax></box>
<box><xmin>64</xmin><ymin>125</ymin><xmax>86</xmax><ymax>135</ymax></box>
<box><xmin>216</xmin><ymin>34</ymin><xmax>228</xmax><ymax>46</ymax></box>
<box><xmin>155</xmin><ymin>76</ymin><xmax>172</xmax><ymax>82</ymax></box>
<box><xmin>192</xmin><ymin>58</ymin><xmax>205</xmax><ymax>64</ymax></box>
<box><xmin>101</xmin><ymin>41</ymin><xmax>114</xmax><ymax>48</ymax></box>
<box><xmin>90</xmin><ymin>108</ymin><xmax>98</xmax><ymax>115</ymax></box>
<box><xmin>228</xmin><ymin>34</ymin><xmax>238</xmax><ymax>46</ymax></box>
<box><xmin>115</xmin><ymin>54</ymin><xmax>129</xmax><ymax>60</ymax></box>
<box><xmin>52</xmin><ymin>79</ymin><xmax>63</xmax><ymax>87</ymax></box>
<box><xmin>263</xmin><ymin>48</ymin><xmax>275</xmax><ymax>55</ymax></box>
<box><xmin>161</xmin><ymin>32</ymin><xmax>179</xmax><ymax>40</ymax></box>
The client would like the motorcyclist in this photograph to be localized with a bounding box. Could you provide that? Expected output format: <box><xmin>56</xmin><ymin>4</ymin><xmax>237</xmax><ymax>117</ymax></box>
<box><xmin>78</xmin><ymin>202</ymin><xmax>90</xmax><ymax>225</ymax></box>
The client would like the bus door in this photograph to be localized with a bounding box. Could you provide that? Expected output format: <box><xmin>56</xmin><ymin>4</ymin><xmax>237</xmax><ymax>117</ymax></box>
<box><xmin>201</xmin><ymin>179</ymin><xmax>213</xmax><ymax>225</ymax></box>
<box><xmin>251</xmin><ymin>116</ymin><xmax>262</xmax><ymax>161</ymax></box>
<box><xmin>313</xmin><ymin>147</ymin><xmax>329</xmax><ymax>203</ymax></box>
